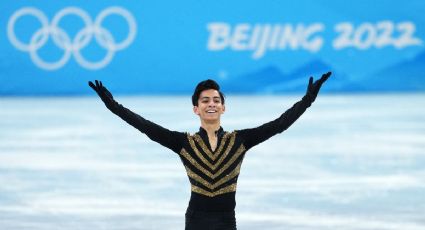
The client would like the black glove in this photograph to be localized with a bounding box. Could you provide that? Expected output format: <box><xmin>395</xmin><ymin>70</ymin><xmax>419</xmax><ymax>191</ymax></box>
<box><xmin>88</xmin><ymin>80</ymin><xmax>115</xmax><ymax>107</ymax></box>
<box><xmin>305</xmin><ymin>71</ymin><xmax>332</xmax><ymax>102</ymax></box>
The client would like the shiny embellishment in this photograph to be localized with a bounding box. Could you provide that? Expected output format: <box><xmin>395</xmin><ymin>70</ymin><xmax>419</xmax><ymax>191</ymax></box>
<box><xmin>185</xmin><ymin>161</ymin><xmax>242</xmax><ymax>190</ymax></box>
<box><xmin>193</xmin><ymin>132</ymin><xmax>232</xmax><ymax>160</ymax></box>
<box><xmin>187</xmin><ymin>138</ymin><xmax>215</xmax><ymax>170</ymax></box>
<box><xmin>210</xmin><ymin>134</ymin><xmax>235</xmax><ymax>170</ymax></box>
<box><xmin>213</xmin><ymin>144</ymin><xmax>245</xmax><ymax>178</ymax></box>
<box><xmin>180</xmin><ymin>148</ymin><xmax>214</xmax><ymax>178</ymax></box>
<box><xmin>187</xmin><ymin>132</ymin><xmax>236</xmax><ymax>171</ymax></box>
<box><xmin>191</xmin><ymin>183</ymin><xmax>237</xmax><ymax>197</ymax></box>
<box><xmin>180</xmin><ymin>144</ymin><xmax>246</xmax><ymax>179</ymax></box>
<box><xmin>180</xmin><ymin>131</ymin><xmax>247</xmax><ymax>197</ymax></box>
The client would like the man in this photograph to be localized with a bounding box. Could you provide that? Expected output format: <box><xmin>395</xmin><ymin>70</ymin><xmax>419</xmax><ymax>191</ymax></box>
<box><xmin>89</xmin><ymin>71</ymin><xmax>331</xmax><ymax>230</ymax></box>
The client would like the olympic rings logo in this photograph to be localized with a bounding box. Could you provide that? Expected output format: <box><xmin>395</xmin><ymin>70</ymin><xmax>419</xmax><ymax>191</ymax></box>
<box><xmin>7</xmin><ymin>6</ymin><xmax>137</xmax><ymax>70</ymax></box>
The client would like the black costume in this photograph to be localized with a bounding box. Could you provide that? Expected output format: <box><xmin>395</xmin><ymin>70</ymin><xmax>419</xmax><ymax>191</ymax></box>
<box><xmin>104</xmin><ymin>94</ymin><xmax>312</xmax><ymax>211</ymax></box>
<box><xmin>88</xmin><ymin>72</ymin><xmax>331</xmax><ymax>230</ymax></box>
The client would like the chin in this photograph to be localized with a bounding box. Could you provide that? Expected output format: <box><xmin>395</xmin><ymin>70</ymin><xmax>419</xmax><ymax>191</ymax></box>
<box><xmin>203</xmin><ymin>116</ymin><xmax>220</xmax><ymax>122</ymax></box>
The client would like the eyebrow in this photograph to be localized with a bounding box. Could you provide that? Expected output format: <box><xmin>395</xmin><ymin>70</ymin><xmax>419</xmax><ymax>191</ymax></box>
<box><xmin>202</xmin><ymin>96</ymin><xmax>220</xmax><ymax>98</ymax></box>
<box><xmin>201</xmin><ymin>96</ymin><xmax>221</xmax><ymax>100</ymax></box>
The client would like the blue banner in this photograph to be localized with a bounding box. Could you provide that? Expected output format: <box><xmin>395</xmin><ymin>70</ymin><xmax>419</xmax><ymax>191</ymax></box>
<box><xmin>0</xmin><ymin>0</ymin><xmax>424</xmax><ymax>95</ymax></box>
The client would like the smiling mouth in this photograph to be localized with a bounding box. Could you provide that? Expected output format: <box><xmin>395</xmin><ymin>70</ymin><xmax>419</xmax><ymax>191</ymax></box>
<box><xmin>206</xmin><ymin>110</ymin><xmax>217</xmax><ymax>113</ymax></box>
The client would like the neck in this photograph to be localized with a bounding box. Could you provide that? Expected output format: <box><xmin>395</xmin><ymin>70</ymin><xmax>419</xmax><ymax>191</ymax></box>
<box><xmin>201</xmin><ymin>120</ymin><xmax>221</xmax><ymax>136</ymax></box>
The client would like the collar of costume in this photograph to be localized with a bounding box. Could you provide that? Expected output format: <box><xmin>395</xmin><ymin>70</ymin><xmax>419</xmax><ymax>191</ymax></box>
<box><xmin>198</xmin><ymin>126</ymin><xmax>224</xmax><ymax>138</ymax></box>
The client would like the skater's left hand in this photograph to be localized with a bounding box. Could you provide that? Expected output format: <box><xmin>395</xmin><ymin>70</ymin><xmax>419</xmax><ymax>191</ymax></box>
<box><xmin>305</xmin><ymin>71</ymin><xmax>331</xmax><ymax>102</ymax></box>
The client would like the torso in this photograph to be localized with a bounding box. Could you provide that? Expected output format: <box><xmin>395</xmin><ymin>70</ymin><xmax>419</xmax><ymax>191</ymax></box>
<box><xmin>178</xmin><ymin>129</ymin><xmax>247</xmax><ymax>211</ymax></box>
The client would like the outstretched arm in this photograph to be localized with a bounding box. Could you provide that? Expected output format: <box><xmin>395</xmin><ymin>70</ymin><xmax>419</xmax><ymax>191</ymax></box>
<box><xmin>237</xmin><ymin>72</ymin><xmax>331</xmax><ymax>150</ymax></box>
<box><xmin>89</xmin><ymin>80</ymin><xmax>184</xmax><ymax>153</ymax></box>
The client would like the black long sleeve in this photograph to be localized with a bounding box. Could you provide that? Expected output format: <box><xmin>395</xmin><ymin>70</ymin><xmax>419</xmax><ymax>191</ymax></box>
<box><xmin>236</xmin><ymin>95</ymin><xmax>313</xmax><ymax>150</ymax></box>
<box><xmin>105</xmin><ymin>99</ymin><xmax>185</xmax><ymax>154</ymax></box>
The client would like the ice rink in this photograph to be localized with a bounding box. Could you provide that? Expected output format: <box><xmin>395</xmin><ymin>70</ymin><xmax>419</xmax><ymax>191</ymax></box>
<box><xmin>1</xmin><ymin>94</ymin><xmax>424</xmax><ymax>229</ymax></box>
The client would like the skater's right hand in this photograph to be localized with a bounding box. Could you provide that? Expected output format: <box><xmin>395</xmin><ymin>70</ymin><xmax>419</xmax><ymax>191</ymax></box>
<box><xmin>88</xmin><ymin>80</ymin><xmax>115</xmax><ymax>106</ymax></box>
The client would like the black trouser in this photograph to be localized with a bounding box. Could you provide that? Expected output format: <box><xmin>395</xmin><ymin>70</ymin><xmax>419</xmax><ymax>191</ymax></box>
<box><xmin>185</xmin><ymin>208</ymin><xmax>237</xmax><ymax>230</ymax></box>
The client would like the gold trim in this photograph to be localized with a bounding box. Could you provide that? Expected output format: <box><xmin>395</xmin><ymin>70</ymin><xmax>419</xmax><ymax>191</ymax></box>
<box><xmin>187</xmin><ymin>133</ymin><xmax>236</xmax><ymax>171</ymax></box>
<box><xmin>180</xmin><ymin>144</ymin><xmax>246</xmax><ymax>180</ymax></box>
<box><xmin>185</xmin><ymin>161</ymin><xmax>242</xmax><ymax>190</ymax></box>
<box><xmin>180</xmin><ymin>149</ymin><xmax>214</xmax><ymax>178</ymax></box>
<box><xmin>191</xmin><ymin>183</ymin><xmax>237</xmax><ymax>197</ymax></box>
<box><xmin>213</xmin><ymin>144</ymin><xmax>246</xmax><ymax>178</ymax></box>
<box><xmin>210</xmin><ymin>134</ymin><xmax>235</xmax><ymax>170</ymax></box>
<box><xmin>193</xmin><ymin>132</ymin><xmax>231</xmax><ymax>161</ymax></box>
<box><xmin>187</xmin><ymin>136</ymin><xmax>215</xmax><ymax>169</ymax></box>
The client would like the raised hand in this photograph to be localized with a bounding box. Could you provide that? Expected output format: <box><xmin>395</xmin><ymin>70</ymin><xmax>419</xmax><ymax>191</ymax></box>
<box><xmin>88</xmin><ymin>80</ymin><xmax>114</xmax><ymax>106</ymax></box>
<box><xmin>306</xmin><ymin>71</ymin><xmax>332</xmax><ymax>102</ymax></box>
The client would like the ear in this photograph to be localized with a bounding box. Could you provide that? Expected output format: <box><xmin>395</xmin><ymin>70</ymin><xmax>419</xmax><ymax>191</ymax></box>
<box><xmin>221</xmin><ymin>104</ymin><xmax>226</xmax><ymax>114</ymax></box>
<box><xmin>193</xmin><ymin>106</ymin><xmax>200</xmax><ymax>115</ymax></box>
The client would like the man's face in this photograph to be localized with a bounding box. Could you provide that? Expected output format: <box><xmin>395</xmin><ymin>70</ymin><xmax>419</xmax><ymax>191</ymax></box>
<box><xmin>193</xmin><ymin>89</ymin><xmax>225</xmax><ymax>123</ymax></box>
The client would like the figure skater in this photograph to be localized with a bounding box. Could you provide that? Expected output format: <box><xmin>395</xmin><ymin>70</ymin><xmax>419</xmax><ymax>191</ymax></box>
<box><xmin>89</xmin><ymin>71</ymin><xmax>331</xmax><ymax>230</ymax></box>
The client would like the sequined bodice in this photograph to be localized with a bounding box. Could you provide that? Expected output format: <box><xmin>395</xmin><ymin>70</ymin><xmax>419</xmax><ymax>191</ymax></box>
<box><xmin>180</xmin><ymin>131</ymin><xmax>246</xmax><ymax>197</ymax></box>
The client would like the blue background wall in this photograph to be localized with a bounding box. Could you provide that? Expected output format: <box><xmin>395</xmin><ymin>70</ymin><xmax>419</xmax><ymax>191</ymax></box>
<box><xmin>0</xmin><ymin>0</ymin><xmax>424</xmax><ymax>95</ymax></box>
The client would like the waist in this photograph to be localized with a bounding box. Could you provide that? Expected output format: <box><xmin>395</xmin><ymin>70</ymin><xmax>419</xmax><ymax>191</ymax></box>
<box><xmin>188</xmin><ymin>191</ymin><xmax>236</xmax><ymax>212</ymax></box>
<box><xmin>186</xmin><ymin>207</ymin><xmax>235</xmax><ymax>217</ymax></box>
<box><xmin>185</xmin><ymin>207</ymin><xmax>237</xmax><ymax>230</ymax></box>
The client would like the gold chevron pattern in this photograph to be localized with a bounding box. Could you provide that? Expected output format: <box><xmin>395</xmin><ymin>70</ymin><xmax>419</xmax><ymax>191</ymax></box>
<box><xmin>192</xmin><ymin>132</ymin><xmax>230</xmax><ymax>161</ymax></box>
<box><xmin>191</xmin><ymin>183</ymin><xmax>237</xmax><ymax>197</ymax></box>
<box><xmin>187</xmin><ymin>133</ymin><xmax>236</xmax><ymax>171</ymax></box>
<box><xmin>185</xmin><ymin>162</ymin><xmax>242</xmax><ymax>190</ymax></box>
<box><xmin>179</xmin><ymin>131</ymin><xmax>247</xmax><ymax>197</ymax></box>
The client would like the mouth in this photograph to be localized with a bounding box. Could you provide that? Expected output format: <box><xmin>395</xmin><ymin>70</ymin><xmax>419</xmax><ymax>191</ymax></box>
<box><xmin>206</xmin><ymin>110</ymin><xmax>217</xmax><ymax>114</ymax></box>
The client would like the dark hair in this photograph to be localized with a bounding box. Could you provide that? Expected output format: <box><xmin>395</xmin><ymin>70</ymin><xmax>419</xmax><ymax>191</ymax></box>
<box><xmin>192</xmin><ymin>79</ymin><xmax>225</xmax><ymax>106</ymax></box>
